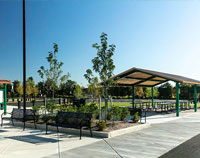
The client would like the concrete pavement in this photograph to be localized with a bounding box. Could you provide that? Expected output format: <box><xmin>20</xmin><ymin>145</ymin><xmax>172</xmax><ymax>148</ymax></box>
<box><xmin>46</xmin><ymin>110</ymin><xmax>200</xmax><ymax>158</ymax></box>
<box><xmin>1</xmin><ymin>106</ymin><xmax>200</xmax><ymax>158</ymax></box>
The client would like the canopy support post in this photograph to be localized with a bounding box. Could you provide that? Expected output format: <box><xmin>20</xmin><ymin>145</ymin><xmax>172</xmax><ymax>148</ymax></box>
<box><xmin>194</xmin><ymin>84</ymin><xmax>197</xmax><ymax>112</ymax></box>
<box><xmin>152</xmin><ymin>87</ymin><xmax>154</xmax><ymax>107</ymax></box>
<box><xmin>132</xmin><ymin>86</ymin><xmax>135</xmax><ymax>110</ymax></box>
<box><xmin>4</xmin><ymin>84</ymin><xmax>7</xmax><ymax>115</ymax></box>
<box><xmin>176</xmin><ymin>82</ymin><xmax>179</xmax><ymax>117</ymax></box>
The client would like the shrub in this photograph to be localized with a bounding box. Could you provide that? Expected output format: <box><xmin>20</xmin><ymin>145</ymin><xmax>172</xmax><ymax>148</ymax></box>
<box><xmin>111</xmin><ymin>106</ymin><xmax>122</xmax><ymax>121</ymax></box>
<box><xmin>132</xmin><ymin>112</ymin><xmax>139</xmax><ymax>123</ymax></box>
<box><xmin>107</xmin><ymin>110</ymin><xmax>112</xmax><ymax>120</ymax></box>
<box><xmin>32</xmin><ymin>105</ymin><xmax>42</xmax><ymax>122</ymax></box>
<box><xmin>120</xmin><ymin>108</ymin><xmax>130</xmax><ymax>121</ymax></box>
<box><xmin>97</xmin><ymin>120</ymin><xmax>106</xmax><ymax>131</ymax></box>
<box><xmin>46</xmin><ymin>102</ymin><xmax>57</xmax><ymax>114</ymax></box>
<box><xmin>64</xmin><ymin>105</ymin><xmax>78</xmax><ymax>112</ymax></box>
<box><xmin>77</xmin><ymin>103</ymin><xmax>98</xmax><ymax>118</ymax></box>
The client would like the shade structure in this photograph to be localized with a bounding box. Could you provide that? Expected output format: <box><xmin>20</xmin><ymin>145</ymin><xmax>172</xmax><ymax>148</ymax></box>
<box><xmin>0</xmin><ymin>80</ymin><xmax>11</xmax><ymax>84</ymax></box>
<box><xmin>113</xmin><ymin>67</ymin><xmax>200</xmax><ymax>117</ymax></box>
<box><xmin>114</xmin><ymin>67</ymin><xmax>200</xmax><ymax>87</ymax></box>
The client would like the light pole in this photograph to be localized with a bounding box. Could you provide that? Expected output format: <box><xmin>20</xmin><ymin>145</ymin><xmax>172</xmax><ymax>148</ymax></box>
<box><xmin>23</xmin><ymin>0</ymin><xmax>26</xmax><ymax>130</ymax></box>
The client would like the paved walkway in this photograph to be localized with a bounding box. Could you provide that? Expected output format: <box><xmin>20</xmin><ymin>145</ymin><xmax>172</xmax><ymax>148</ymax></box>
<box><xmin>46</xmin><ymin>111</ymin><xmax>200</xmax><ymax>158</ymax></box>
<box><xmin>0</xmin><ymin>106</ymin><xmax>200</xmax><ymax>158</ymax></box>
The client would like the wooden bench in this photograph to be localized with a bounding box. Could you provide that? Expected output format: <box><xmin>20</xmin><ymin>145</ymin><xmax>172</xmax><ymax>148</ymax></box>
<box><xmin>46</xmin><ymin>112</ymin><xmax>93</xmax><ymax>139</ymax></box>
<box><xmin>1</xmin><ymin>108</ymin><xmax>36</xmax><ymax>128</ymax></box>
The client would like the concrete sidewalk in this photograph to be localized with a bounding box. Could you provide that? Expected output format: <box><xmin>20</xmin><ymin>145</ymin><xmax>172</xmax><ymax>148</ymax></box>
<box><xmin>0</xmin><ymin>106</ymin><xmax>200</xmax><ymax>158</ymax></box>
<box><xmin>46</xmin><ymin>110</ymin><xmax>200</xmax><ymax>158</ymax></box>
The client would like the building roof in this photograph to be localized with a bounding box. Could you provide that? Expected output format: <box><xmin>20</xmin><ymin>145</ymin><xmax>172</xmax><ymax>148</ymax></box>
<box><xmin>0</xmin><ymin>80</ymin><xmax>11</xmax><ymax>84</ymax></box>
<box><xmin>113</xmin><ymin>67</ymin><xmax>200</xmax><ymax>87</ymax></box>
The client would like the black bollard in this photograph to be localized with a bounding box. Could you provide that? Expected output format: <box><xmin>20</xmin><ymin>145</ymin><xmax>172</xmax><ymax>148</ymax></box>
<box><xmin>18</xmin><ymin>101</ymin><xmax>21</xmax><ymax>109</ymax></box>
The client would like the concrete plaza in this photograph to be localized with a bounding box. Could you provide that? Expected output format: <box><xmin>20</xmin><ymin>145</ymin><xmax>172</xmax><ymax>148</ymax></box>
<box><xmin>0</xmin><ymin>106</ymin><xmax>200</xmax><ymax>158</ymax></box>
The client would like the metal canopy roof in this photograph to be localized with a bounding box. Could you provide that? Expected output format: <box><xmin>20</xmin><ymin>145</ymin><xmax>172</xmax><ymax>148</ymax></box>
<box><xmin>0</xmin><ymin>80</ymin><xmax>11</xmax><ymax>84</ymax></box>
<box><xmin>114</xmin><ymin>67</ymin><xmax>200</xmax><ymax>87</ymax></box>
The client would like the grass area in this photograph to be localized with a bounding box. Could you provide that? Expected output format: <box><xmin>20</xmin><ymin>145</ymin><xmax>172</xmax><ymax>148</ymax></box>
<box><xmin>92</xmin><ymin>102</ymin><xmax>132</xmax><ymax>108</ymax></box>
<box><xmin>90</xmin><ymin>102</ymin><xmax>200</xmax><ymax>108</ymax></box>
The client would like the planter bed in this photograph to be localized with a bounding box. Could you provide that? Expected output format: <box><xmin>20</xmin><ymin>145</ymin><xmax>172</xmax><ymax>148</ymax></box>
<box><xmin>11</xmin><ymin>120</ymin><xmax>150</xmax><ymax>138</ymax></box>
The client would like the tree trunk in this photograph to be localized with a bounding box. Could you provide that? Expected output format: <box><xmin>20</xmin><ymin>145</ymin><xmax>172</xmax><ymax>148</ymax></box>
<box><xmin>104</xmin><ymin>87</ymin><xmax>108</xmax><ymax>122</ymax></box>
<box><xmin>99</xmin><ymin>97</ymin><xmax>101</xmax><ymax>121</ymax></box>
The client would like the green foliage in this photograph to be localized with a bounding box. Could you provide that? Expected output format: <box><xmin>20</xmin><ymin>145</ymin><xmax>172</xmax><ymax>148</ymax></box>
<box><xmin>132</xmin><ymin>112</ymin><xmax>139</xmax><ymax>123</ymax></box>
<box><xmin>85</xmin><ymin>33</ymin><xmax>116</xmax><ymax>120</ymax></box>
<box><xmin>59</xmin><ymin>80</ymin><xmax>82</xmax><ymax>97</ymax></box>
<box><xmin>73</xmin><ymin>84</ymin><xmax>82</xmax><ymax>98</ymax></box>
<box><xmin>158</xmin><ymin>82</ymin><xmax>173</xmax><ymax>99</ymax></box>
<box><xmin>16</xmin><ymin>82</ymin><xmax>23</xmax><ymax>97</ymax></box>
<box><xmin>37</xmin><ymin>43</ymin><xmax>70</xmax><ymax>98</ymax></box>
<box><xmin>135</xmin><ymin>87</ymin><xmax>144</xmax><ymax>98</ymax></box>
<box><xmin>121</xmin><ymin>108</ymin><xmax>130</xmax><ymax>121</ymax></box>
<box><xmin>97</xmin><ymin>120</ymin><xmax>106</xmax><ymax>131</ymax></box>
<box><xmin>143</xmin><ymin>87</ymin><xmax>151</xmax><ymax>98</ymax></box>
<box><xmin>84</xmin><ymin>69</ymin><xmax>99</xmax><ymax>100</ymax></box>
<box><xmin>110</xmin><ymin>106</ymin><xmax>122</xmax><ymax>120</ymax></box>
<box><xmin>108</xmin><ymin>107</ymin><xmax>130</xmax><ymax>121</ymax></box>
<box><xmin>26</xmin><ymin>77</ymin><xmax>39</xmax><ymax>97</ymax></box>
<box><xmin>59</xmin><ymin>103</ymin><xmax>98</xmax><ymax>118</ymax></box>
<box><xmin>64</xmin><ymin>106</ymin><xmax>78</xmax><ymax>112</ymax></box>
<box><xmin>46</xmin><ymin>102</ymin><xmax>57</xmax><ymax>114</ymax></box>
<box><xmin>32</xmin><ymin>105</ymin><xmax>43</xmax><ymax>122</ymax></box>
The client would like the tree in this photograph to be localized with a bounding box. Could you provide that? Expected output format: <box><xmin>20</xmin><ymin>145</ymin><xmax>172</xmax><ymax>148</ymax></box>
<box><xmin>60</xmin><ymin>80</ymin><xmax>77</xmax><ymax>96</ymax></box>
<box><xmin>84</xmin><ymin>69</ymin><xmax>99</xmax><ymax>101</ymax></box>
<box><xmin>73</xmin><ymin>84</ymin><xmax>82</xmax><ymax>98</ymax></box>
<box><xmin>16</xmin><ymin>82</ymin><xmax>23</xmax><ymax>97</ymax></box>
<box><xmin>32</xmin><ymin>87</ymin><xmax>39</xmax><ymax>97</ymax></box>
<box><xmin>135</xmin><ymin>87</ymin><xmax>144</xmax><ymax>99</ymax></box>
<box><xmin>13</xmin><ymin>80</ymin><xmax>20</xmax><ymax>97</ymax></box>
<box><xmin>38</xmin><ymin>43</ymin><xmax>70</xmax><ymax>98</ymax></box>
<box><xmin>143</xmin><ymin>87</ymin><xmax>151</xmax><ymax>98</ymax></box>
<box><xmin>26</xmin><ymin>77</ymin><xmax>38</xmax><ymax>97</ymax></box>
<box><xmin>143</xmin><ymin>87</ymin><xmax>159</xmax><ymax>99</ymax></box>
<box><xmin>85</xmin><ymin>32</ymin><xmax>116</xmax><ymax>120</ymax></box>
<box><xmin>158</xmin><ymin>82</ymin><xmax>173</xmax><ymax>99</ymax></box>
<box><xmin>154</xmin><ymin>87</ymin><xmax>159</xmax><ymax>98</ymax></box>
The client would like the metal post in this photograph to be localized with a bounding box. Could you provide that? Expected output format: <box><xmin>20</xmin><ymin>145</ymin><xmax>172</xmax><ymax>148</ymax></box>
<box><xmin>4</xmin><ymin>84</ymin><xmax>7</xmax><ymax>115</ymax></box>
<box><xmin>176</xmin><ymin>82</ymin><xmax>179</xmax><ymax>117</ymax></box>
<box><xmin>23</xmin><ymin>0</ymin><xmax>26</xmax><ymax>130</ymax></box>
<box><xmin>152</xmin><ymin>87</ymin><xmax>154</xmax><ymax>107</ymax></box>
<box><xmin>194</xmin><ymin>84</ymin><xmax>197</xmax><ymax>112</ymax></box>
<box><xmin>132</xmin><ymin>86</ymin><xmax>135</xmax><ymax>109</ymax></box>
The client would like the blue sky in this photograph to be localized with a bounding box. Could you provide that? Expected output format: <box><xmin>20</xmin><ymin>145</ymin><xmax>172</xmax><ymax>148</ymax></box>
<box><xmin>1</xmin><ymin>0</ymin><xmax>200</xmax><ymax>86</ymax></box>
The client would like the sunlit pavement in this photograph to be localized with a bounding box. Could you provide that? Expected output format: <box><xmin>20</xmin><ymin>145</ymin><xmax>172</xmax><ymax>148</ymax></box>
<box><xmin>0</xmin><ymin>106</ymin><xmax>102</xmax><ymax>158</ymax></box>
<box><xmin>1</xmin><ymin>106</ymin><xmax>200</xmax><ymax>158</ymax></box>
<box><xmin>46</xmin><ymin>110</ymin><xmax>200</xmax><ymax>158</ymax></box>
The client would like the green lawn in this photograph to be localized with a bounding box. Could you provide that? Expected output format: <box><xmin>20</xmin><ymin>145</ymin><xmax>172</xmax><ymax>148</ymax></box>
<box><xmin>90</xmin><ymin>102</ymin><xmax>200</xmax><ymax>108</ymax></box>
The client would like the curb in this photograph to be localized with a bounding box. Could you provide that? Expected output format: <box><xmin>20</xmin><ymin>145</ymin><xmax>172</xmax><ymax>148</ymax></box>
<box><xmin>13</xmin><ymin>121</ymin><xmax>151</xmax><ymax>138</ymax></box>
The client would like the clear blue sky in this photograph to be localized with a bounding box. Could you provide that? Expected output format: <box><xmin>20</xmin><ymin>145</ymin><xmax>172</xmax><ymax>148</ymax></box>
<box><xmin>1</xmin><ymin>0</ymin><xmax>200</xmax><ymax>86</ymax></box>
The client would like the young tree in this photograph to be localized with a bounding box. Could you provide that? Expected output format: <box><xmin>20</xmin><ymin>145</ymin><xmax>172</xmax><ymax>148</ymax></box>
<box><xmin>84</xmin><ymin>32</ymin><xmax>116</xmax><ymax>120</ymax></box>
<box><xmin>38</xmin><ymin>43</ymin><xmax>70</xmax><ymax>98</ymax></box>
